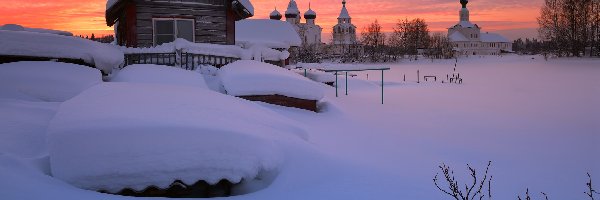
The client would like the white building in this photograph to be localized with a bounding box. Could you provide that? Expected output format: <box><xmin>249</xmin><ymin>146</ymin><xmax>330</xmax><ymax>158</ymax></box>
<box><xmin>270</xmin><ymin>0</ymin><xmax>322</xmax><ymax>47</ymax></box>
<box><xmin>448</xmin><ymin>0</ymin><xmax>512</xmax><ymax>56</ymax></box>
<box><xmin>331</xmin><ymin>0</ymin><xmax>362</xmax><ymax>57</ymax></box>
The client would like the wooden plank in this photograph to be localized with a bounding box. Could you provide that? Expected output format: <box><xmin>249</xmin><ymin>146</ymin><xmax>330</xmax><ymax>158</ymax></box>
<box><xmin>237</xmin><ymin>95</ymin><xmax>318</xmax><ymax>112</ymax></box>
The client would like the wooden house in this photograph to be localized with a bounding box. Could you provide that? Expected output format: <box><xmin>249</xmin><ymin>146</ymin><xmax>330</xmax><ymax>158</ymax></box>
<box><xmin>106</xmin><ymin>0</ymin><xmax>254</xmax><ymax>47</ymax></box>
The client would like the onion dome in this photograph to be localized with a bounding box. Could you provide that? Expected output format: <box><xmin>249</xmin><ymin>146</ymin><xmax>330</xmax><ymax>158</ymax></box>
<box><xmin>285</xmin><ymin>0</ymin><xmax>300</xmax><ymax>18</ymax></box>
<box><xmin>304</xmin><ymin>3</ymin><xmax>316</xmax><ymax>20</ymax></box>
<box><xmin>270</xmin><ymin>8</ymin><xmax>282</xmax><ymax>20</ymax></box>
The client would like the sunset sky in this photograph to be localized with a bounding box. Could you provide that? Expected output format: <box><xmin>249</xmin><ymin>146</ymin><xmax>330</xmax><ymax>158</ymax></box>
<box><xmin>0</xmin><ymin>0</ymin><xmax>543</xmax><ymax>40</ymax></box>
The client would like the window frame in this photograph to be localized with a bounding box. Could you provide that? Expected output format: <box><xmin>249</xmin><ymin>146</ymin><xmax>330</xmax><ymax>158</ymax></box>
<box><xmin>152</xmin><ymin>18</ymin><xmax>196</xmax><ymax>46</ymax></box>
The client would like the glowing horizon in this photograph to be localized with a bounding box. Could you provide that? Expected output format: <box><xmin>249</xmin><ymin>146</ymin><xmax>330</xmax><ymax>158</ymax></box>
<box><xmin>0</xmin><ymin>0</ymin><xmax>543</xmax><ymax>40</ymax></box>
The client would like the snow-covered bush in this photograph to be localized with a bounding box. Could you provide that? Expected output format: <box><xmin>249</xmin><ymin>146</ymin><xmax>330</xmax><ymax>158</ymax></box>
<box><xmin>0</xmin><ymin>61</ymin><xmax>102</xmax><ymax>102</ymax></box>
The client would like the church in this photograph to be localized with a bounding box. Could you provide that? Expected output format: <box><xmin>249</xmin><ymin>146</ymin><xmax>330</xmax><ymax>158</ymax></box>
<box><xmin>448</xmin><ymin>0</ymin><xmax>512</xmax><ymax>56</ymax></box>
<box><xmin>269</xmin><ymin>0</ymin><xmax>322</xmax><ymax>47</ymax></box>
<box><xmin>331</xmin><ymin>0</ymin><xmax>362</xmax><ymax>57</ymax></box>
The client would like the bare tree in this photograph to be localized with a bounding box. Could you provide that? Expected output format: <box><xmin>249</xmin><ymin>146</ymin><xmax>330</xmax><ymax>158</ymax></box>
<box><xmin>538</xmin><ymin>0</ymin><xmax>597</xmax><ymax>56</ymax></box>
<box><xmin>429</xmin><ymin>32</ymin><xmax>454</xmax><ymax>59</ymax></box>
<box><xmin>433</xmin><ymin>161</ymin><xmax>492</xmax><ymax>200</ymax></box>
<box><xmin>361</xmin><ymin>20</ymin><xmax>386</xmax><ymax>62</ymax></box>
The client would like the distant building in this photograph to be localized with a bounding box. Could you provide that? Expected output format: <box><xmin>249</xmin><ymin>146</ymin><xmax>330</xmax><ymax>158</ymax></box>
<box><xmin>269</xmin><ymin>0</ymin><xmax>322</xmax><ymax>47</ymax></box>
<box><xmin>448</xmin><ymin>0</ymin><xmax>512</xmax><ymax>56</ymax></box>
<box><xmin>105</xmin><ymin>0</ymin><xmax>254</xmax><ymax>47</ymax></box>
<box><xmin>331</xmin><ymin>0</ymin><xmax>362</xmax><ymax>58</ymax></box>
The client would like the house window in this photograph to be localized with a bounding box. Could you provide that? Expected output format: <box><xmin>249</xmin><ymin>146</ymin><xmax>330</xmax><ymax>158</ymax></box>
<box><xmin>153</xmin><ymin>18</ymin><xmax>195</xmax><ymax>46</ymax></box>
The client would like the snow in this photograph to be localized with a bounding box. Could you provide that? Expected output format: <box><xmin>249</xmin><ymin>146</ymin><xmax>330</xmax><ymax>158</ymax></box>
<box><xmin>338</xmin><ymin>5</ymin><xmax>350</xmax><ymax>19</ymax></box>
<box><xmin>236</xmin><ymin>19</ymin><xmax>302</xmax><ymax>49</ymax></box>
<box><xmin>47</xmin><ymin>82</ymin><xmax>307</xmax><ymax>193</ymax></box>
<box><xmin>481</xmin><ymin>32</ymin><xmax>511</xmax><ymax>43</ymax></box>
<box><xmin>119</xmin><ymin>38</ymin><xmax>251</xmax><ymax>59</ymax></box>
<box><xmin>237</xmin><ymin>0</ymin><xmax>254</xmax><ymax>16</ymax></box>
<box><xmin>0</xmin><ymin>31</ymin><xmax>124</xmax><ymax>73</ymax></box>
<box><xmin>1</xmin><ymin>55</ymin><xmax>599</xmax><ymax>200</ymax></box>
<box><xmin>270</xmin><ymin>8</ymin><xmax>282</xmax><ymax>17</ymax></box>
<box><xmin>0</xmin><ymin>24</ymin><xmax>73</xmax><ymax>36</ymax></box>
<box><xmin>218</xmin><ymin>60</ymin><xmax>325</xmax><ymax>100</ymax></box>
<box><xmin>449</xmin><ymin>31</ymin><xmax>470</xmax><ymax>42</ymax></box>
<box><xmin>0</xmin><ymin>61</ymin><xmax>102</xmax><ymax>102</ymax></box>
<box><xmin>110</xmin><ymin>64</ymin><xmax>209</xmax><ymax>89</ymax></box>
<box><xmin>285</xmin><ymin>0</ymin><xmax>300</xmax><ymax>15</ymax></box>
<box><xmin>304</xmin><ymin>8</ymin><xmax>316</xmax><ymax>17</ymax></box>
<box><xmin>454</xmin><ymin>21</ymin><xmax>476</xmax><ymax>28</ymax></box>
<box><xmin>298</xmin><ymin>62</ymin><xmax>389</xmax><ymax>71</ymax></box>
<box><xmin>0</xmin><ymin>99</ymin><xmax>59</xmax><ymax>158</ymax></box>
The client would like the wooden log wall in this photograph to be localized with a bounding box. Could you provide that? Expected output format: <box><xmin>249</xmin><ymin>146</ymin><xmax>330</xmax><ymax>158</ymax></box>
<box><xmin>134</xmin><ymin>0</ymin><xmax>230</xmax><ymax>47</ymax></box>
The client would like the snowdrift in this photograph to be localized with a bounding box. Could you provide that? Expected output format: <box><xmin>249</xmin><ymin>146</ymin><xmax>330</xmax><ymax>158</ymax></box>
<box><xmin>0</xmin><ymin>30</ymin><xmax>123</xmax><ymax>73</ymax></box>
<box><xmin>110</xmin><ymin>64</ymin><xmax>209</xmax><ymax>89</ymax></box>
<box><xmin>0</xmin><ymin>61</ymin><xmax>103</xmax><ymax>102</ymax></box>
<box><xmin>218</xmin><ymin>60</ymin><xmax>325</xmax><ymax>101</ymax></box>
<box><xmin>47</xmin><ymin>83</ymin><xmax>307</xmax><ymax>193</ymax></box>
<box><xmin>0</xmin><ymin>99</ymin><xmax>60</xmax><ymax>158</ymax></box>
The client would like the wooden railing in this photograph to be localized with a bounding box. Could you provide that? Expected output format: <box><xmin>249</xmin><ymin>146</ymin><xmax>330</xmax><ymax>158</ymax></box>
<box><xmin>123</xmin><ymin>51</ymin><xmax>239</xmax><ymax>70</ymax></box>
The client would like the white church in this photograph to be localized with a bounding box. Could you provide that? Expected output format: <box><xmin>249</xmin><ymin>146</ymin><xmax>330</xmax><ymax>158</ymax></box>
<box><xmin>448</xmin><ymin>0</ymin><xmax>512</xmax><ymax>56</ymax></box>
<box><xmin>331</xmin><ymin>0</ymin><xmax>362</xmax><ymax>57</ymax></box>
<box><xmin>270</xmin><ymin>0</ymin><xmax>322</xmax><ymax>47</ymax></box>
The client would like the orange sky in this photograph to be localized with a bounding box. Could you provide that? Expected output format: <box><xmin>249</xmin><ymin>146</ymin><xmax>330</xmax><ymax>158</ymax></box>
<box><xmin>0</xmin><ymin>0</ymin><xmax>543</xmax><ymax>40</ymax></box>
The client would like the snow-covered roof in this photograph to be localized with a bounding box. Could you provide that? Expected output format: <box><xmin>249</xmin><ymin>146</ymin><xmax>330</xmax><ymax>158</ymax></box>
<box><xmin>455</xmin><ymin>21</ymin><xmax>477</xmax><ymax>28</ymax></box>
<box><xmin>270</xmin><ymin>8</ymin><xmax>282</xmax><ymax>17</ymax></box>
<box><xmin>236</xmin><ymin>19</ymin><xmax>302</xmax><ymax>49</ymax></box>
<box><xmin>285</xmin><ymin>0</ymin><xmax>300</xmax><ymax>15</ymax></box>
<box><xmin>0</xmin><ymin>24</ymin><xmax>73</xmax><ymax>36</ymax></box>
<box><xmin>0</xmin><ymin>30</ymin><xmax>123</xmax><ymax>74</ymax></box>
<box><xmin>304</xmin><ymin>8</ymin><xmax>316</xmax><ymax>18</ymax></box>
<box><xmin>338</xmin><ymin>4</ymin><xmax>350</xmax><ymax>19</ymax></box>
<box><xmin>218</xmin><ymin>60</ymin><xmax>325</xmax><ymax>100</ymax></box>
<box><xmin>449</xmin><ymin>31</ymin><xmax>469</xmax><ymax>42</ymax></box>
<box><xmin>481</xmin><ymin>32</ymin><xmax>510</xmax><ymax>43</ymax></box>
<box><xmin>237</xmin><ymin>0</ymin><xmax>254</xmax><ymax>16</ymax></box>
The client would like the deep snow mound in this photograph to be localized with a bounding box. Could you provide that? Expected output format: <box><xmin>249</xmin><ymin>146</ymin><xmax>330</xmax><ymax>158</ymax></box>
<box><xmin>47</xmin><ymin>83</ymin><xmax>307</xmax><ymax>193</ymax></box>
<box><xmin>110</xmin><ymin>64</ymin><xmax>209</xmax><ymax>89</ymax></box>
<box><xmin>0</xmin><ymin>61</ymin><xmax>102</xmax><ymax>102</ymax></box>
<box><xmin>218</xmin><ymin>60</ymin><xmax>325</xmax><ymax>101</ymax></box>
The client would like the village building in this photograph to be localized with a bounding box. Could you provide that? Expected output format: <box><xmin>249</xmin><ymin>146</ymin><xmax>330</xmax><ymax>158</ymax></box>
<box><xmin>448</xmin><ymin>0</ymin><xmax>512</xmax><ymax>56</ymax></box>
<box><xmin>105</xmin><ymin>0</ymin><xmax>254</xmax><ymax>47</ymax></box>
<box><xmin>268</xmin><ymin>0</ymin><xmax>322</xmax><ymax>47</ymax></box>
<box><xmin>331</xmin><ymin>0</ymin><xmax>362</xmax><ymax>58</ymax></box>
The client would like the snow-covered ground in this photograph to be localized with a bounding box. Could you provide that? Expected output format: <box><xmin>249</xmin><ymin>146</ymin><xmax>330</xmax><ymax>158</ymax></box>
<box><xmin>1</xmin><ymin>55</ymin><xmax>599</xmax><ymax>200</ymax></box>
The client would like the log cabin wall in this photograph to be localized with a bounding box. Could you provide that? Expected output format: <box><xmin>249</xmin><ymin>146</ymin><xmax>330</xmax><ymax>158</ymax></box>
<box><xmin>134</xmin><ymin>0</ymin><xmax>229</xmax><ymax>47</ymax></box>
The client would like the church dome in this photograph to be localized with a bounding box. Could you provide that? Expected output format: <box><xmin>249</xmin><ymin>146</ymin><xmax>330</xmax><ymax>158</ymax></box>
<box><xmin>270</xmin><ymin>8</ymin><xmax>282</xmax><ymax>20</ymax></box>
<box><xmin>285</xmin><ymin>0</ymin><xmax>300</xmax><ymax>18</ymax></box>
<box><xmin>304</xmin><ymin>6</ymin><xmax>316</xmax><ymax>20</ymax></box>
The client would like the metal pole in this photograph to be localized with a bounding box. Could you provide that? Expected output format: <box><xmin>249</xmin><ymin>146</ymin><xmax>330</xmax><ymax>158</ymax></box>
<box><xmin>304</xmin><ymin>69</ymin><xmax>307</xmax><ymax>77</ymax></box>
<box><xmin>335</xmin><ymin>71</ymin><xmax>338</xmax><ymax>97</ymax></box>
<box><xmin>381</xmin><ymin>70</ymin><xmax>384</xmax><ymax>104</ymax></box>
<box><xmin>345</xmin><ymin>71</ymin><xmax>348</xmax><ymax>95</ymax></box>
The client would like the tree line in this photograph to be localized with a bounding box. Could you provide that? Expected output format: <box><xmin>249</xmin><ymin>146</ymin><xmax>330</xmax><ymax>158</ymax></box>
<box><xmin>361</xmin><ymin>19</ymin><xmax>454</xmax><ymax>63</ymax></box>
<box><xmin>538</xmin><ymin>0</ymin><xmax>600</xmax><ymax>57</ymax></box>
